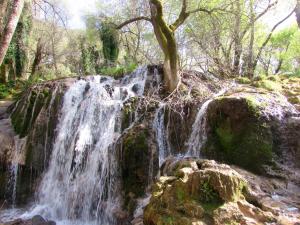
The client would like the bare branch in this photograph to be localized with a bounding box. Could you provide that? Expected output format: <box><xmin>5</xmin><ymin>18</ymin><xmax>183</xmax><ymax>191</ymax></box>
<box><xmin>33</xmin><ymin>0</ymin><xmax>68</xmax><ymax>28</ymax></box>
<box><xmin>116</xmin><ymin>16</ymin><xmax>152</xmax><ymax>29</ymax></box>
<box><xmin>254</xmin><ymin>8</ymin><xmax>295</xmax><ymax>70</ymax></box>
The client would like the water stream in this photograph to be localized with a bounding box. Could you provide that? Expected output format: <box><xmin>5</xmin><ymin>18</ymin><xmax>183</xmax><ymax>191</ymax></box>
<box><xmin>19</xmin><ymin>68</ymin><xmax>148</xmax><ymax>225</ymax></box>
<box><xmin>1</xmin><ymin>68</ymin><xmax>233</xmax><ymax>225</ymax></box>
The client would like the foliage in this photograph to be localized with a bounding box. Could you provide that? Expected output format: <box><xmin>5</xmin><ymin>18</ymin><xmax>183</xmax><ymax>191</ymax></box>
<box><xmin>99</xmin><ymin>22</ymin><xmax>120</xmax><ymax>63</ymax></box>
<box><xmin>200</xmin><ymin>180</ymin><xmax>220</xmax><ymax>203</ymax></box>
<box><xmin>100</xmin><ymin>63</ymin><xmax>137</xmax><ymax>78</ymax></box>
<box><xmin>0</xmin><ymin>81</ymin><xmax>15</xmax><ymax>99</ymax></box>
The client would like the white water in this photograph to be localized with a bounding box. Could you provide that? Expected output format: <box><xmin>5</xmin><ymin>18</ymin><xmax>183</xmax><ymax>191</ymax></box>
<box><xmin>18</xmin><ymin>68</ymin><xmax>148</xmax><ymax>225</ymax></box>
<box><xmin>6</xmin><ymin>136</ymin><xmax>26</xmax><ymax>207</ymax></box>
<box><xmin>186</xmin><ymin>87</ymin><xmax>232</xmax><ymax>157</ymax></box>
<box><xmin>153</xmin><ymin>104</ymin><xmax>170</xmax><ymax>166</ymax></box>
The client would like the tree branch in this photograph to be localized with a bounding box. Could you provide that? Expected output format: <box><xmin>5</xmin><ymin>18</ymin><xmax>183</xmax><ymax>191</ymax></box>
<box><xmin>116</xmin><ymin>16</ymin><xmax>152</xmax><ymax>29</ymax></box>
<box><xmin>170</xmin><ymin>0</ymin><xmax>189</xmax><ymax>31</ymax></box>
<box><xmin>254</xmin><ymin>8</ymin><xmax>295</xmax><ymax>70</ymax></box>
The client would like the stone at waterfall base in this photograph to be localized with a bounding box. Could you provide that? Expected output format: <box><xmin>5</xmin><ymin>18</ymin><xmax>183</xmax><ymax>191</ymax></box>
<box><xmin>1</xmin><ymin>215</ymin><xmax>56</xmax><ymax>225</ymax></box>
<box><xmin>144</xmin><ymin>159</ymin><xmax>300</xmax><ymax>225</ymax></box>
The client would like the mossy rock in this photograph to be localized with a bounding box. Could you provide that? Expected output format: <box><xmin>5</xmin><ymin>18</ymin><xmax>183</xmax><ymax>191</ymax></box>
<box><xmin>120</xmin><ymin>123</ymin><xmax>158</xmax><ymax>215</ymax></box>
<box><xmin>203</xmin><ymin>97</ymin><xmax>273</xmax><ymax>173</ymax></box>
<box><xmin>144</xmin><ymin>160</ymin><xmax>249</xmax><ymax>225</ymax></box>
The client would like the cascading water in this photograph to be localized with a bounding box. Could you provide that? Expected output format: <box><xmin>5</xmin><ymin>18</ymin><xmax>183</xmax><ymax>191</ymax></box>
<box><xmin>43</xmin><ymin>86</ymin><xmax>59</xmax><ymax>170</ymax></box>
<box><xmin>21</xmin><ymin>67</ymin><xmax>148</xmax><ymax>225</ymax></box>
<box><xmin>186</xmin><ymin>86</ymin><xmax>233</xmax><ymax>157</ymax></box>
<box><xmin>186</xmin><ymin>100</ymin><xmax>212</xmax><ymax>157</ymax></box>
<box><xmin>6</xmin><ymin>136</ymin><xmax>26</xmax><ymax>207</ymax></box>
<box><xmin>153</xmin><ymin>104</ymin><xmax>170</xmax><ymax>166</ymax></box>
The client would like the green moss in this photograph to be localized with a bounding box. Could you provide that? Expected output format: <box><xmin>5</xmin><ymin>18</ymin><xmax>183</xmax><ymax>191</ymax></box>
<box><xmin>122</xmin><ymin>128</ymin><xmax>149</xmax><ymax>198</ymax></box>
<box><xmin>199</xmin><ymin>180</ymin><xmax>221</xmax><ymax>203</ymax></box>
<box><xmin>176</xmin><ymin>187</ymin><xmax>186</xmax><ymax>202</ymax></box>
<box><xmin>252</xmin><ymin>80</ymin><xmax>282</xmax><ymax>92</ymax></box>
<box><xmin>201</xmin><ymin>202</ymin><xmax>223</xmax><ymax>215</ymax></box>
<box><xmin>236</xmin><ymin>77</ymin><xmax>251</xmax><ymax>84</ymax></box>
<box><xmin>163</xmin><ymin>216</ymin><xmax>174</xmax><ymax>224</ymax></box>
<box><xmin>204</xmin><ymin>99</ymin><xmax>273</xmax><ymax>173</ymax></box>
<box><xmin>100</xmin><ymin>63</ymin><xmax>137</xmax><ymax>78</ymax></box>
<box><xmin>288</xmin><ymin>96</ymin><xmax>300</xmax><ymax>104</ymax></box>
<box><xmin>216</xmin><ymin>119</ymin><xmax>234</xmax><ymax>154</ymax></box>
<box><xmin>213</xmin><ymin>118</ymin><xmax>272</xmax><ymax>172</ymax></box>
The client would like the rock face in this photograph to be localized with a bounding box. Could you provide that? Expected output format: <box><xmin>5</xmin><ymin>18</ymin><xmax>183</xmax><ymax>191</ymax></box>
<box><xmin>144</xmin><ymin>159</ymin><xmax>300</xmax><ymax>225</ymax></box>
<box><xmin>203</xmin><ymin>87</ymin><xmax>300</xmax><ymax>173</ymax></box>
<box><xmin>118</xmin><ymin>122</ymin><xmax>158</xmax><ymax>216</ymax></box>
<box><xmin>0</xmin><ymin>67</ymin><xmax>299</xmax><ymax>225</ymax></box>
<box><xmin>0</xmin><ymin>78</ymin><xmax>76</xmax><ymax>205</ymax></box>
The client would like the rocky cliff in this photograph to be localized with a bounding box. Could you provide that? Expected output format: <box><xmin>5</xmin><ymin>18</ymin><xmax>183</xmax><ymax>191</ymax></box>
<box><xmin>0</xmin><ymin>67</ymin><xmax>299</xmax><ymax>225</ymax></box>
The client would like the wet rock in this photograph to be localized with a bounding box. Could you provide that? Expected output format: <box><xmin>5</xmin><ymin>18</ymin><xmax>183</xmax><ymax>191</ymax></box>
<box><xmin>0</xmin><ymin>80</ymin><xmax>73</xmax><ymax>205</ymax></box>
<box><xmin>144</xmin><ymin>159</ymin><xmax>250</xmax><ymax>225</ymax></box>
<box><xmin>1</xmin><ymin>215</ymin><xmax>56</xmax><ymax>225</ymax></box>
<box><xmin>144</xmin><ymin>159</ymin><xmax>300</xmax><ymax>225</ymax></box>
<box><xmin>203</xmin><ymin>87</ymin><xmax>300</xmax><ymax>173</ymax></box>
<box><xmin>117</xmin><ymin>122</ymin><xmax>158</xmax><ymax>216</ymax></box>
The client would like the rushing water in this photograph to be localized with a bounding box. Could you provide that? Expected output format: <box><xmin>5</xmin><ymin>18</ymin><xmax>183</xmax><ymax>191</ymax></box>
<box><xmin>153</xmin><ymin>104</ymin><xmax>170</xmax><ymax>166</ymax></box>
<box><xmin>16</xmin><ymin>68</ymin><xmax>148</xmax><ymax>225</ymax></box>
<box><xmin>0</xmin><ymin>66</ymin><xmax>235</xmax><ymax>225</ymax></box>
<box><xmin>186</xmin><ymin>87</ymin><xmax>233</xmax><ymax>157</ymax></box>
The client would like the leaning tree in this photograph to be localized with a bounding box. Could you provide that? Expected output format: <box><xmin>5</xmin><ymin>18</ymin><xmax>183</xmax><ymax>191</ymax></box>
<box><xmin>117</xmin><ymin>0</ymin><xmax>217</xmax><ymax>92</ymax></box>
<box><xmin>0</xmin><ymin>0</ymin><xmax>25</xmax><ymax>67</ymax></box>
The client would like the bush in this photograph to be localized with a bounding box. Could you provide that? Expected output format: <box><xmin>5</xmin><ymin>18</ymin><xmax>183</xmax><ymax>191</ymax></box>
<box><xmin>100</xmin><ymin>63</ymin><xmax>137</xmax><ymax>78</ymax></box>
<box><xmin>0</xmin><ymin>81</ymin><xmax>16</xmax><ymax>99</ymax></box>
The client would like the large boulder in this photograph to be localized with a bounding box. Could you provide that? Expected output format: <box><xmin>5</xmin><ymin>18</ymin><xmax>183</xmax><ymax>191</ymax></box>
<box><xmin>203</xmin><ymin>87</ymin><xmax>299</xmax><ymax>173</ymax></box>
<box><xmin>144</xmin><ymin>159</ymin><xmax>300</xmax><ymax>225</ymax></box>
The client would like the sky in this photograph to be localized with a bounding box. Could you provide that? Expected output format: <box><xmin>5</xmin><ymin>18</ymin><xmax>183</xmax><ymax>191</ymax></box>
<box><xmin>62</xmin><ymin>0</ymin><xmax>98</xmax><ymax>29</ymax></box>
<box><xmin>62</xmin><ymin>0</ymin><xmax>297</xmax><ymax>30</ymax></box>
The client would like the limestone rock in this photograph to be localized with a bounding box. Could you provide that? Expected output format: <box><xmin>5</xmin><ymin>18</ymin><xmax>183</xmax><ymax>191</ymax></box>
<box><xmin>144</xmin><ymin>159</ymin><xmax>255</xmax><ymax>225</ymax></box>
<box><xmin>203</xmin><ymin>87</ymin><xmax>300</xmax><ymax>173</ymax></box>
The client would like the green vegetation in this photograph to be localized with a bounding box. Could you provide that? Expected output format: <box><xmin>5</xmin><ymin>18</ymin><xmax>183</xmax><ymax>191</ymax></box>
<box><xmin>100</xmin><ymin>63</ymin><xmax>137</xmax><ymax>78</ymax></box>
<box><xmin>0</xmin><ymin>0</ymin><xmax>299</xmax><ymax>96</ymax></box>
<box><xmin>204</xmin><ymin>98</ymin><xmax>274</xmax><ymax>173</ymax></box>
<box><xmin>99</xmin><ymin>22</ymin><xmax>120</xmax><ymax>64</ymax></box>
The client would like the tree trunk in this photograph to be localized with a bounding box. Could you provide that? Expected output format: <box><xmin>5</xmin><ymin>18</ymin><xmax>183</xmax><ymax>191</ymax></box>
<box><xmin>163</xmin><ymin>55</ymin><xmax>179</xmax><ymax>91</ymax></box>
<box><xmin>31</xmin><ymin>38</ymin><xmax>43</xmax><ymax>76</ymax></box>
<box><xmin>0</xmin><ymin>0</ymin><xmax>9</xmax><ymax>34</ymax></box>
<box><xmin>0</xmin><ymin>64</ymin><xmax>9</xmax><ymax>83</ymax></box>
<box><xmin>149</xmin><ymin>0</ymin><xmax>180</xmax><ymax>92</ymax></box>
<box><xmin>0</xmin><ymin>0</ymin><xmax>25</xmax><ymax>67</ymax></box>
<box><xmin>296</xmin><ymin>0</ymin><xmax>300</xmax><ymax>28</ymax></box>
<box><xmin>232</xmin><ymin>0</ymin><xmax>242</xmax><ymax>75</ymax></box>
<box><xmin>246</xmin><ymin>0</ymin><xmax>255</xmax><ymax>78</ymax></box>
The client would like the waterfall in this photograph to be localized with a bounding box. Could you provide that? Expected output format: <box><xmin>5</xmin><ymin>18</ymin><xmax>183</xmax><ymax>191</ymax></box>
<box><xmin>6</xmin><ymin>136</ymin><xmax>26</xmax><ymax>207</ymax></box>
<box><xmin>153</xmin><ymin>104</ymin><xmax>170</xmax><ymax>166</ymax></box>
<box><xmin>186</xmin><ymin>100</ymin><xmax>212</xmax><ymax>157</ymax></box>
<box><xmin>186</xmin><ymin>87</ymin><xmax>233</xmax><ymax>157</ymax></box>
<box><xmin>22</xmin><ymin>67</ymin><xmax>148</xmax><ymax>225</ymax></box>
<box><xmin>43</xmin><ymin>86</ymin><xmax>59</xmax><ymax>170</ymax></box>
